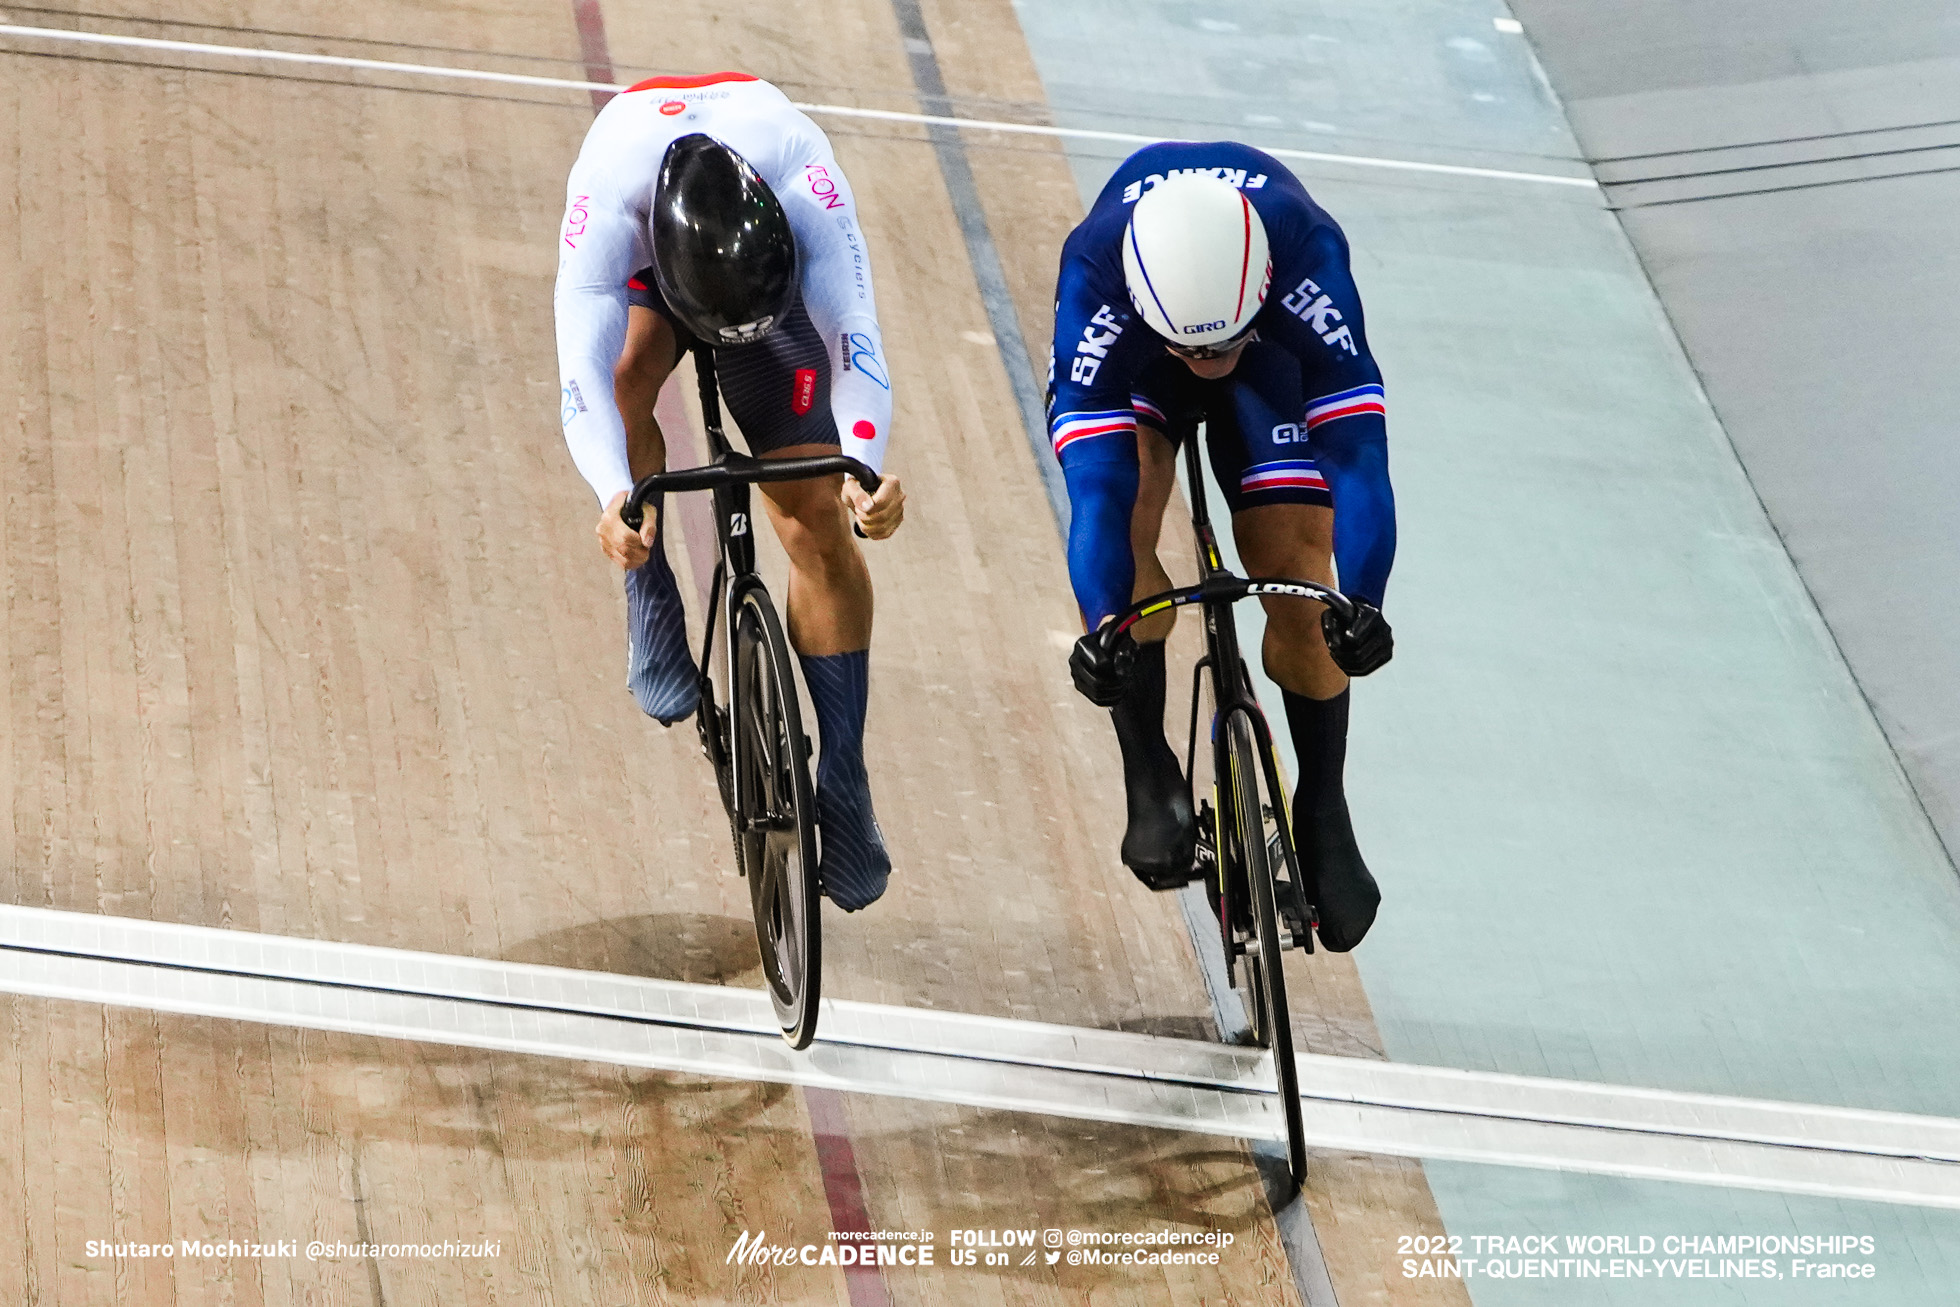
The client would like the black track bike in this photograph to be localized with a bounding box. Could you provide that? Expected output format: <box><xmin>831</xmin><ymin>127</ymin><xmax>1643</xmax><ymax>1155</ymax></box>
<box><xmin>621</xmin><ymin>343</ymin><xmax>880</xmax><ymax>1050</ymax></box>
<box><xmin>1093</xmin><ymin>432</ymin><xmax>1358</xmax><ymax>1199</ymax></box>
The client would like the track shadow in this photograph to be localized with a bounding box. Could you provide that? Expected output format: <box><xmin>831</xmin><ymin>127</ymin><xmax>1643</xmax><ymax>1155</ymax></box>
<box><xmin>500</xmin><ymin>911</ymin><xmax>765</xmax><ymax>987</ymax></box>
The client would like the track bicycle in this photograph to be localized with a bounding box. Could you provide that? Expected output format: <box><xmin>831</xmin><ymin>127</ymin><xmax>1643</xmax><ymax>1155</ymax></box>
<box><xmin>620</xmin><ymin>342</ymin><xmax>880</xmax><ymax>1051</ymax></box>
<box><xmin>1094</xmin><ymin>433</ymin><xmax>1359</xmax><ymax>1199</ymax></box>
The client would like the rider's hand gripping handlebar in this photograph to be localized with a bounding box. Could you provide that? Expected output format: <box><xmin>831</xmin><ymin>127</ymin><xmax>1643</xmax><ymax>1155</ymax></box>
<box><xmin>1098</xmin><ymin>576</ymin><xmax>1359</xmax><ymax>651</ymax></box>
<box><xmin>619</xmin><ymin>453</ymin><xmax>882</xmax><ymax>531</ymax></box>
<box><xmin>1093</xmin><ymin>576</ymin><xmax>1388</xmax><ymax>680</ymax></box>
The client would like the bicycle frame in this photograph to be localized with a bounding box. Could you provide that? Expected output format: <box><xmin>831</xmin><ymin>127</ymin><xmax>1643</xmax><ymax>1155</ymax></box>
<box><xmin>1101</xmin><ymin>433</ymin><xmax>1354</xmax><ymax>945</ymax></box>
<box><xmin>619</xmin><ymin>343</ymin><xmax>879</xmax><ymax>827</ymax></box>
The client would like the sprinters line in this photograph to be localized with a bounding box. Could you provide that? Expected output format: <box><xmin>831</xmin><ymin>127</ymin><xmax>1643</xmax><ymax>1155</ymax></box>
<box><xmin>0</xmin><ymin>23</ymin><xmax>1600</xmax><ymax>189</ymax></box>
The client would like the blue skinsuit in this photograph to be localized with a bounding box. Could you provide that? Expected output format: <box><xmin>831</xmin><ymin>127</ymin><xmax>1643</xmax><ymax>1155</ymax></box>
<box><xmin>1047</xmin><ymin>141</ymin><xmax>1397</xmax><ymax>628</ymax></box>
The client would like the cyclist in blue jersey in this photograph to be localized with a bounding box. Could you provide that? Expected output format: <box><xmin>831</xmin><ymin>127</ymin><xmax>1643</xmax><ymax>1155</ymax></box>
<box><xmin>1052</xmin><ymin>142</ymin><xmax>1395</xmax><ymax>952</ymax></box>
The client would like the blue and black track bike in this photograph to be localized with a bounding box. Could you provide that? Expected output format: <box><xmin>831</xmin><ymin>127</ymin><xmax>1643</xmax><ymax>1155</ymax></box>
<box><xmin>1092</xmin><ymin>430</ymin><xmax>1357</xmax><ymax>1199</ymax></box>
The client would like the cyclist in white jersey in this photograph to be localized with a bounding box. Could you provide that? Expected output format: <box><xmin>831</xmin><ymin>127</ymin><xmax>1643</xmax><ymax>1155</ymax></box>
<box><xmin>555</xmin><ymin>72</ymin><xmax>905</xmax><ymax>910</ymax></box>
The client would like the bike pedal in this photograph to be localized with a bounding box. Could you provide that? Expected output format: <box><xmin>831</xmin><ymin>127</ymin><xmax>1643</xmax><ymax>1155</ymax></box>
<box><xmin>1276</xmin><ymin>901</ymin><xmax>1313</xmax><ymax>953</ymax></box>
<box><xmin>1263</xmin><ymin>832</ymin><xmax>1315</xmax><ymax>953</ymax></box>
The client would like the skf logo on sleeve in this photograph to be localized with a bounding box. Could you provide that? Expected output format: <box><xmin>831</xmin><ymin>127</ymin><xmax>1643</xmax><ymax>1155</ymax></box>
<box><xmin>791</xmin><ymin>368</ymin><xmax>817</xmax><ymax>415</ymax></box>
<box><xmin>1281</xmin><ymin>277</ymin><xmax>1357</xmax><ymax>355</ymax></box>
<box><xmin>561</xmin><ymin>380</ymin><xmax>588</xmax><ymax>427</ymax></box>
<box><xmin>1069</xmin><ymin>304</ymin><xmax>1125</xmax><ymax>385</ymax></box>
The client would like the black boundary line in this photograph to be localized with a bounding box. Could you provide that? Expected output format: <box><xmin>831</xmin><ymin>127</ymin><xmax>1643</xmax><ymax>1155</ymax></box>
<box><xmin>1610</xmin><ymin>160</ymin><xmax>1960</xmax><ymax>210</ymax></box>
<box><xmin>1601</xmin><ymin>137</ymin><xmax>1960</xmax><ymax>187</ymax></box>
<box><xmin>1594</xmin><ymin>115</ymin><xmax>1960</xmax><ymax>165</ymax></box>
<box><xmin>7</xmin><ymin>939</ymin><xmax>1952</xmax><ymax>1169</ymax></box>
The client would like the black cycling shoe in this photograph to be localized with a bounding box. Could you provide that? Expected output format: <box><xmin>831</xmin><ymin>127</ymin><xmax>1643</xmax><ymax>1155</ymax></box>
<box><xmin>1294</xmin><ymin>792</ymin><xmax>1379</xmax><ymax>953</ymax></box>
<box><xmin>1121</xmin><ymin>761</ymin><xmax>1197</xmax><ymax>890</ymax></box>
<box><xmin>1110</xmin><ymin>640</ymin><xmax>1198</xmax><ymax>890</ymax></box>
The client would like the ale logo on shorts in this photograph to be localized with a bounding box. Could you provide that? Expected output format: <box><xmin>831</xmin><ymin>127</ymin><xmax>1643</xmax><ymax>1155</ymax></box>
<box><xmin>660</xmin><ymin>101</ymin><xmax>687</xmax><ymax>115</ymax></box>
<box><xmin>792</xmin><ymin>369</ymin><xmax>817</xmax><ymax>415</ymax></box>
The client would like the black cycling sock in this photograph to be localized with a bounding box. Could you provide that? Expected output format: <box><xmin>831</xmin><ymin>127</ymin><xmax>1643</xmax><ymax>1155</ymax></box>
<box><xmin>1283</xmin><ymin>687</ymin><xmax>1349</xmax><ymax>812</ymax></box>
<box><xmin>1281</xmin><ymin>687</ymin><xmax>1380</xmax><ymax>951</ymax></box>
<box><xmin>1111</xmin><ymin>640</ymin><xmax>1196</xmax><ymax>888</ymax></box>
<box><xmin>1110</xmin><ymin>640</ymin><xmax>1173</xmax><ymax>768</ymax></box>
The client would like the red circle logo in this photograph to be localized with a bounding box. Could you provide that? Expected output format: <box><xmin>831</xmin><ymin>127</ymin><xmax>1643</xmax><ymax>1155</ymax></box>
<box><xmin>659</xmin><ymin>100</ymin><xmax>687</xmax><ymax>115</ymax></box>
<box><xmin>852</xmin><ymin>420</ymin><xmax>876</xmax><ymax>442</ymax></box>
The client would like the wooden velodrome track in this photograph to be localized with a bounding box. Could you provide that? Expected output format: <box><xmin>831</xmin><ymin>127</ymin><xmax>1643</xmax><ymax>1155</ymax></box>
<box><xmin>1</xmin><ymin>0</ymin><xmax>1470</xmax><ymax>1301</ymax></box>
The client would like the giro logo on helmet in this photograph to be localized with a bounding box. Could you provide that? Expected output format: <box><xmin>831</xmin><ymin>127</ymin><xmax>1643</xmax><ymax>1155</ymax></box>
<box><xmin>1121</xmin><ymin>173</ymin><xmax>1271</xmax><ymax>348</ymax></box>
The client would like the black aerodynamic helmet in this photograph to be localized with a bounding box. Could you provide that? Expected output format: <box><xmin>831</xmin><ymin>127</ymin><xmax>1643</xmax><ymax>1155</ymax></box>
<box><xmin>651</xmin><ymin>134</ymin><xmax>798</xmax><ymax>345</ymax></box>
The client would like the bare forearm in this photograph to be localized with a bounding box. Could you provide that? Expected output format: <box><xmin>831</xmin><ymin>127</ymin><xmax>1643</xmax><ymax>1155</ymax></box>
<box><xmin>615</xmin><ymin>373</ymin><xmax>668</xmax><ymax>482</ymax></box>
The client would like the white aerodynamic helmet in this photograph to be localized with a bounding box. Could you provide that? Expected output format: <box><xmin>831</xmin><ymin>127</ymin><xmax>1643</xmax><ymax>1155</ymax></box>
<box><xmin>1121</xmin><ymin>172</ymin><xmax>1272</xmax><ymax>349</ymax></box>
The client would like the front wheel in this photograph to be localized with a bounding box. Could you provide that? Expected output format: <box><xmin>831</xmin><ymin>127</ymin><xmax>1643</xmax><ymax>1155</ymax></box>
<box><xmin>731</xmin><ymin>586</ymin><xmax>822</xmax><ymax>1048</ymax></box>
<box><xmin>1224</xmin><ymin>709</ymin><xmax>1306</xmax><ymax>1197</ymax></box>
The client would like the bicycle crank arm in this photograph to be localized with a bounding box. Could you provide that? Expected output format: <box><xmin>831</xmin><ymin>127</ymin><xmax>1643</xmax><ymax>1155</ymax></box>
<box><xmin>743</xmin><ymin>812</ymin><xmax>798</xmax><ymax>834</ymax></box>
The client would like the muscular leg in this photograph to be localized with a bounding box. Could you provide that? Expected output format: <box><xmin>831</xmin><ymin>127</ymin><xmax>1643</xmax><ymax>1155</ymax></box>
<box><xmin>1231</xmin><ymin>501</ymin><xmax>1377</xmax><ymax>951</ymax></box>
<box><xmin>755</xmin><ymin>446</ymin><xmax>872</xmax><ymax>655</ymax></box>
<box><xmin>758</xmin><ymin>445</ymin><xmax>887</xmax><ymax>909</ymax></box>
<box><xmin>614</xmin><ymin>307</ymin><xmax>697</xmax><ymax>723</ymax></box>
<box><xmin>1112</xmin><ymin>425</ymin><xmax>1198</xmax><ymax>888</ymax></box>
<box><xmin>1230</xmin><ymin>503</ymin><xmax>1346</xmax><ymax>701</ymax></box>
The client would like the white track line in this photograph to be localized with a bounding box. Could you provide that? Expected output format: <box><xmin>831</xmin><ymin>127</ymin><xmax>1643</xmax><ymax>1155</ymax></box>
<box><xmin>0</xmin><ymin>23</ymin><xmax>1598</xmax><ymax>189</ymax></box>
<box><xmin>2</xmin><ymin>904</ymin><xmax>1957</xmax><ymax>1207</ymax></box>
